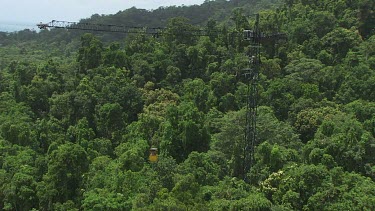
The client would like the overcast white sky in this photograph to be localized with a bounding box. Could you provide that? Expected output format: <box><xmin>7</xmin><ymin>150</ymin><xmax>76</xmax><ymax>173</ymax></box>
<box><xmin>0</xmin><ymin>0</ymin><xmax>206</xmax><ymax>25</ymax></box>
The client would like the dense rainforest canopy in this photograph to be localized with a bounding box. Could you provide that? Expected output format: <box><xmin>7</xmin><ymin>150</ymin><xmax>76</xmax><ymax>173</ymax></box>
<box><xmin>0</xmin><ymin>0</ymin><xmax>374</xmax><ymax>210</ymax></box>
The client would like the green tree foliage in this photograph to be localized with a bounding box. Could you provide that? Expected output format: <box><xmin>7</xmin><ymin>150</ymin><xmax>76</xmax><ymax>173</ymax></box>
<box><xmin>161</xmin><ymin>102</ymin><xmax>210</xmax><ymax>162</ymax></box>
<box><xmin>164</xmin><ymin>17</ymin><xmax>199</xmax><ymax>46</ymax></box>
<box><xmin>82</xmin><ymin>188</ymin><xmax>130</xmax><ymax>210</ymax></box>
<box><xmin>261</xmin><ymin>165</ymin><xmax>375</xmax><ymax>210</ymax></box>
<box><xmin>77</xmin><ymin>33</ymin><xmax>103</xmax><ymax>72</ymax></box>
<box><xmin>95</xmin><ymin>103</ymin><xmax>125</xmax><ymax>139</ymax></box>
<box><xmin>37</xmin><ymin>143</ymin><xmax>88</xmax><ymax>209</ymax></box>
<box><xmin>0</xmin><ymin>0</ymin><xmax>374</xmax><ymax>209</ymax></box>
<box><xmin>305</xmin><ymin>111</ymin><xmax>375</xmax><ymax>176</ymax></box>
<box><xmin>103</xmin><ymin>42</ymin><xmax>128</xmax><ymax>68</ymax></box>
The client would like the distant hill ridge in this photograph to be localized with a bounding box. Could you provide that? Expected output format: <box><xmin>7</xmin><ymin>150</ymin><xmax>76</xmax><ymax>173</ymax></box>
<box><xmin>81</xmin><ymin>0</ymin><xmax>282</xmax><ymax>27</ymax></box>
<box><xmin>1</xmin><ymin>0</ymin><xmax>282</xmax><ymax>44</ymax></box>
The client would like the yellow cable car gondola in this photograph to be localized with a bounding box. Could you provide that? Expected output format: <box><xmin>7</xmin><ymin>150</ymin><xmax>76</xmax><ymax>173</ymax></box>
<box><xmin>149</xmin><ymin>148</ymin><xmax>158</xmax><ymax>163</ymax></box>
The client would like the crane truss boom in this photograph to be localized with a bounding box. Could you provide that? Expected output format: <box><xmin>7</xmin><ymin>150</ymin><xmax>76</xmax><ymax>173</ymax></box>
<box><xmin>37</xmin><ymin>20</ymin><xmax>286</xmax><ymax>40</ymax></box>
<box><xmin>37</xmin><ymin>20</ymin><xmax>221</xmax><ymax>37</ymax></box>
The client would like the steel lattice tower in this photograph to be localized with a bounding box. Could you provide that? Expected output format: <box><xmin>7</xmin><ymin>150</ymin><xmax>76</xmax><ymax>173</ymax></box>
<box><xmin>242</xmin><ymin>14</ymin><xmax>286</xmax><ymax>182</ymax></box>
<box><xmin>243</xmin><ymin>14</ymin><xmax>261</xmax><ymax>182</ymax></box>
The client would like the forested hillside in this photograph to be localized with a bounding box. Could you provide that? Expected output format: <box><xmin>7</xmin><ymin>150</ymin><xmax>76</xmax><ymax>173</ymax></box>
<box><xmin>0</xmin><ymin>0</ymin><xmax>374</xmax><ymax>210</ymax></box>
